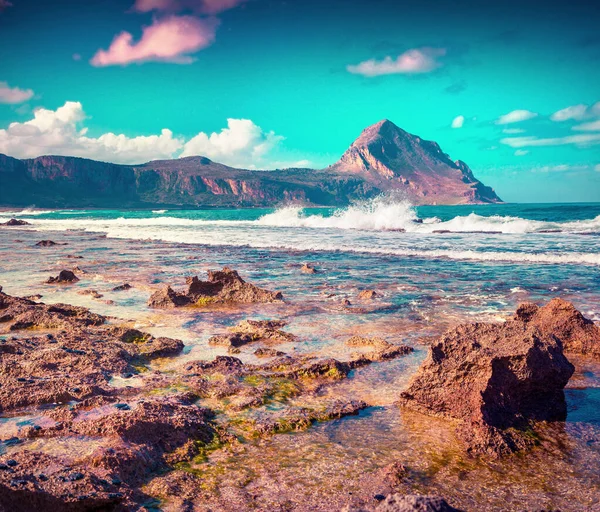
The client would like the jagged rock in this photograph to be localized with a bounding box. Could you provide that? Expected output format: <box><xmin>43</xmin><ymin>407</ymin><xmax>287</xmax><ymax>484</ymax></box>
<box><xmin>2</xmin><ymin>218</ymin><xmax>30</xmax><ymax>226</ymax></box>
<box><xmin>149</xmin><ymin>267</ymin><xmax>282</xmax><ymax>308</ymax></box>
<box><xmin>398</xmin><ymin>300</ymin><xmax>577</xmax><ymax>456</ymax></box>
<box><xmin>45</xmin><ymin>270</ymin><xmax>79</xmax><ymax>284</ymax></box>
<box><xmin>148</xmin><ymin>286</ymin><xmax>190</xmax><ymax>309</ymax></box>
<box><xmin>358</xmin><ymin>290</ymin><xmax>378</xmax><ymax>300</ymax></box>
<box><xmin>187</xmin><ymin>267</ymin><xmax>283</xmax><ymax>304</ymax></box>
<box><xmin>514</xmin><ymin>298</ymin><xmax>600</xmax><ymax>357</ymax></box>
<box><xmin>112</xmin><ymin>283</ymin><xmax>132</xmax><ymax>292</ymax></box>
<box><xmin>301</xmin><ymin>263</ymin><xmax>318</xmax><ymax>274</ymax></box>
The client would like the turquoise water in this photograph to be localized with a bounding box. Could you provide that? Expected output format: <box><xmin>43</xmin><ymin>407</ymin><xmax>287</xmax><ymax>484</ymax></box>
<box><xmin>1</xmin><ymin>199</ymin><xmax>600</xmax><ymax>510</ymax></box>
<box><xmin>1</xmin><ymin>199</ymin><xmax>599</xmax><ymax>322</ymax></box>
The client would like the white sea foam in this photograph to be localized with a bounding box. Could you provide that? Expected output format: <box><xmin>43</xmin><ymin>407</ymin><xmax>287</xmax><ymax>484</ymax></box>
<box><xmin>257</xmin><ymin>197</ymin><xmax>419</xmax><ymax>231</ymax></box>
<box><xmin>0</xmin><ymin>208</ymin><xmax>56</xmax><ymax>216</ymax></box>
<box><xmin>152</xmin><ymin>209</ymin><xmax>168</xmax><ymax>214</ymax></box>
<box><xmin>7</xmin><ymin>196</ymin><xmax>600</xmax><ymax>267</ymax></box>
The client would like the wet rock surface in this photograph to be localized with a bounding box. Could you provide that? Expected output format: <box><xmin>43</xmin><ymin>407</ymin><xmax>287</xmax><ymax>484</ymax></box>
<box><xmin>45</xmin><ymin>270</ymin><xmax>79</xmax><ymax>284</ymax></box>
<box><xmin>35</xmin><ymin>240</ymin><xmax>66</xmax><ymax>247</ymax></box>
<box><xmin>358</xmin><ymin>290</ymin><xmax>378</xmax><ymax>300</ymax></box>
<box><xmin>345</xmin><ymin>494</ymin><xmax>463</xmax><ymax>512</ymax></box>
<box><xmin>301</xmin><ymin>263</ymin><xmax>318</xmax><ymax>274</ymax></box>
<box><xmin>111</xmin><ymin>283</ymin><xmax>132</xmax><ymax>292</ymax></box>
<box><xmin>399</xmin><ymin>299</ymin><xmax>580</xmax><ymax>456</ymax></box>
<box><xmin>0</xmin><ymin>285</ymin><xmax>419</xmax><ymax>510</ymax></box>
<box><xmin>0</xmin><ymin>290</ymin><xmax>104</xmax><ymax>331</ymax></box>
<box><xmin>1</xmin><ymin>219</ymin><xmax>30</xmax><ymax>226</ymax></box>
<box><xmin>148</xmin><ymin>267</ymin><xmax>283</xmax><ymax>308</ymax></box>
<box><xmin>209</xmin><ymin>319</ymin><xmax>296</xmax><ymax>348</ymax></box>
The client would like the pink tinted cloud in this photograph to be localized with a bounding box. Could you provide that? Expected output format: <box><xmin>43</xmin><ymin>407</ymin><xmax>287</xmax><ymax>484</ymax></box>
<box><xmin>90</xmin><ymin>15</ymin><xmax>218</xmax><ymax>67</ymax></box>
<box><xmin>0</xmin><ymin>0</ymin><xmax>12</xmax><ymax>11</ymax></box>
<box><xmin>347</xmin><ymin>47</ymin><xmax>447</xmax><ymax>77</ymax></box>
<box><xmin>133</xmin><ymin>0</ymin><xmax>246</xmax><ymax>14</ymax></box>
<box><xmin>0</xmin><ymin>81</ymin><xmax>34</xmax><ymax>104</ymax></box>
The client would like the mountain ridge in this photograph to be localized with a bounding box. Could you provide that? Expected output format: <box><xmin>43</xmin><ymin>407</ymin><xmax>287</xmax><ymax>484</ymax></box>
<box><xmin>0</xmin><ymin>119</ymin><xmax>501</xmax><ymax>207</ymax></box>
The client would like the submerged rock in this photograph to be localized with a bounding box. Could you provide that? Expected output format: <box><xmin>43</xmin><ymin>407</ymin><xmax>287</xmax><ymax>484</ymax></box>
<box><xmin>112</xmin><ymin>283</ymin><xmax>132</xmax><ymax>292</ymax></box>
<box><xmin>77</xmin><ymin>289</ymin><xmax>103</xmax><ymax>299</ymax></box>
<box><xmin>301</xmin><ymin>263</ymin><xmax>318</xmax><ymax>274</ymax></box>
<box><xmin>209</xmin><ymin>319</ymin><xmax>296</xmax><ymax>348</ymax></box>
<box><xmin>148</xmin><ymin>267</ymin><xmax>283</xmax><ymax>308</ymax></box>
<box><xmin>358</xmin><ymin>290</ymin><xmax>378</xmax><ymax>300</ymax></box>
<box><xmin>35</xmin><ymin>240</ymin><xmax>66</xmax><ymax>247</ymax></box>
<box><xmin>45</xmin><ymin>270</ymin><xmax>79</xmax><ymax>284</ymax></box>
<box><xmin>346</xmin><ymin>336</ymin><xmax>413</xmax><ymax>362</ymax></box>
<box><xmin>254</xmin><ymin>347</ymin><xmax>286</xmax><ymax>358</ymax></box>
<box><xmin>398</xmin><ymin>300</ymin><xmax>578</xmax><ymax>456</ymax></box>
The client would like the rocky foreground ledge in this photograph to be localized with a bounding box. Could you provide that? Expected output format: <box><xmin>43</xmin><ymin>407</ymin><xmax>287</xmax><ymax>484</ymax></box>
<box><xmin>0</xmin><ymin>286</ymin><xmax>415</xmax><ymax>510</ymax></box>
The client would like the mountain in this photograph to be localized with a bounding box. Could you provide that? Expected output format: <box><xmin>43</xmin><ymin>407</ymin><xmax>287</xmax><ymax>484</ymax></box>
<box><xmin>0</xmin><ymin>120</ymin><xmax>501</xmax><ymax>208</ymax></box>
<box><xmin>328</xmin><ymin>119</ymin><xmax>500</xmax><ymax>204</ymax></box>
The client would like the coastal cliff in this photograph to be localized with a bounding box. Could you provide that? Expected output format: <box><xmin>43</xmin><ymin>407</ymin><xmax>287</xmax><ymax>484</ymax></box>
<box><xmin>0</xmin><ymin>120</ymin><xmax>501</xmax><ymax>207</ymax></box>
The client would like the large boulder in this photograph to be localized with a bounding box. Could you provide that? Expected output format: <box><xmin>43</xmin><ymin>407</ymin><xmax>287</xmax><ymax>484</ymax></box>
<box><xmin>399</xmin><ymin>300</ymin><xmax>578</xmax><ymax>456</ymax></box>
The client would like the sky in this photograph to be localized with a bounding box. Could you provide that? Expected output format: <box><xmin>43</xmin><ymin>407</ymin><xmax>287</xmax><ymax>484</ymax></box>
<box><xmin>0</xmin><ymin>0</ymin><xmax>599</xmax><ymax>203</ymax></box>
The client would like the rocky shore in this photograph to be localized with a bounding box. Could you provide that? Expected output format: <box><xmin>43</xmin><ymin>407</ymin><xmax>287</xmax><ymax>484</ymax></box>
<box><xmin>0</xmin><ymin>252</ymin><xmax>599</xmax><ymax>510</ymax></box>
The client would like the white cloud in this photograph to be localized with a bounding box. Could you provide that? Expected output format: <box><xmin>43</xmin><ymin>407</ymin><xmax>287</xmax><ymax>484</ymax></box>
<box><xmin>0</xmin><ymin>101</ymin><xmax>286</xmax><ymax>168</ymax></box>
<box><xmin>514</xmin><ymin>149</ymin><xmax>528</xmax><ymax>156</ymax></box>
<box><xmin>500</xmin><ymin>133</ymin><xmax>600</xmax><ymax>148</ymax></box>
<box><xmin>595</xmin><ymin>164</ymin><xmax>600</xmax><ymax>172</ymax></box>
<box><xmin>0</xmin><ymin>101</ymin><xmax>183</xmax><ymax>163</ymax></box>
<box><xmin>573</xmin><ymin>119</ymin><xmax>600</xmax><ymax>132</ymax></box>
<box><xmin>550</xmin><ymin>104</ymin><xmax>589</xmax><ymax>122</ymax></box>
<box><xmin>451</xmin><ymin>115</ymin><xmax>464</xmax><ymax>129</ymax></box>
<box><xmin>180</xmin><ymin>118</ymin><xmax>284</xmax><ymax>168</ymax></box>
<box><xmin>502</xmin><ymin>128</ymin><xmax>525</xmax><ymax>134</ymax></box>
<box><xmin>496</xmin><ymin>110</ymin><xmax>538</xmax><ymax>125</ymax></box>
<box><xmin>0</xmin><ymin>81</ymin><xmax>34</xmax><ymax>104</ymax></box>
<box><xmin>550</xmin><ymin>102</ymin><xmax>600</xmax><ymax>122</ymax></box>
<box><xmin>347</xmin><ymin>47</ymin><xmax>446</xmax><ymax>77</ymax></box>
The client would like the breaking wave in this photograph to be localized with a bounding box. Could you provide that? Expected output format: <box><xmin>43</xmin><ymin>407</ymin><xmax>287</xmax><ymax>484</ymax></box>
<box><xmin>256</xmin><ymin>197</ymin><xmax>600</xmax><ymax>234</ymax></box>
<box><xmin>0</xmin><ymin>208</ymin><xmax>56</xmax><ymax>216</ymax></box>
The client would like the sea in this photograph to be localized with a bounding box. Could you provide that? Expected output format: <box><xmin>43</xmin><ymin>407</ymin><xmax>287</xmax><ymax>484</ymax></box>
<box><xmin>0</xmin><ymin>198</ymin><xmax>599</xmax><ymax>510</ymax></box>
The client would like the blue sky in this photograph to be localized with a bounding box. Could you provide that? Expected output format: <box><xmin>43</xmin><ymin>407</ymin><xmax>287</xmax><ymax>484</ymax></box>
<box><xmin>0</xmin><ymin>0</ymin><xmax>599</xmax><ymax>202</ymax></box>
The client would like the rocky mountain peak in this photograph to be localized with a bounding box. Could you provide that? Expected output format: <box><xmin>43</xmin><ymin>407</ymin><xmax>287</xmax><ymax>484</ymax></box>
<box><xmin>328</xmin><ymin>119</ymin><xmax>501</xmax><ymax>204</ymax></box>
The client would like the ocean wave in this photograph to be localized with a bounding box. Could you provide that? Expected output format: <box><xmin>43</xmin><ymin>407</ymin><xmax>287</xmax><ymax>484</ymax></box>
<box><xmin>152</xmin><ymin>209</ymin><xmax>168</xmax><ymax>214</ymax></box>
<box><xmin>257</xmin><ymin>198</ymin><xmax>419</xmax><ymax>231</ymax></box>
<box><xmin>255</xmin><ymin>199</ymin><xmax>600</xmax><ymax>234</ymax></box>
<box><xmin>0</xmin><ymin>208</ymin><xmax>56</xmax><ymax>216</ymax></box>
